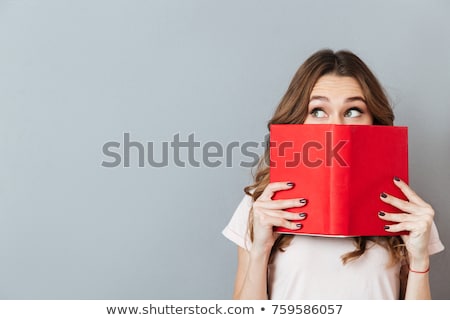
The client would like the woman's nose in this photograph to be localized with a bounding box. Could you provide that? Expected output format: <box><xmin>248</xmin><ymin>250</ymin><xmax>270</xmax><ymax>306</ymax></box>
<box><xmin>328</xmin><ymin>115</ymin><xmax>345</xmax><ymax>125</ymax></box>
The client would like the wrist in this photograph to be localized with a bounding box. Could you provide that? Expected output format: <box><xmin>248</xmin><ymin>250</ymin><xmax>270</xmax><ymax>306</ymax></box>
<box><xmin>408</xmin><ymin>257</ymin><xmax>430</xmax><ymax>273</ymax></box>
<box><xmin>250</xmin><ymin>243</ymin><xmax>272</xmax><ymax>259</ymax></box>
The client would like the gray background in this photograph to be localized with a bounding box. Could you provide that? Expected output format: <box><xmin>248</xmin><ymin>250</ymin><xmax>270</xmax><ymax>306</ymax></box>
<box><xmin>0</xmin><ymin>0</ymin><xmax>448</xmax><ymax>299</ymax></box>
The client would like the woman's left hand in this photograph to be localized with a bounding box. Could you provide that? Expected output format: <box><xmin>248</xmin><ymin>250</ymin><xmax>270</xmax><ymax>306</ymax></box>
<box><xmin>378</xmin><ymin>177</ymin><xmax>434</xmax><ymax>269</ymax></box>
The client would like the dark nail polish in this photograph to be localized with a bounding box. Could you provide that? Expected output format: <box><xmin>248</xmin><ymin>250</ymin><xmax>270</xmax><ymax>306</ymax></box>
<box><xmin>384</xmin><ymin>225</ymin><xmax>390</xmax><ymax>230</ymax></box>
<box><xmin>299</xmin><ymin>198</ymin><xmax>307</xmax><ymax>204</ymax></box>
<box><xmin>380</xmin><ymin>192</ymin><xmax>387</xmax><ymax>198</ymax></box>
<box><xmin>299</xmin><ymin>212</ymin><xmax>307</xmax><ymax>218</ymax></box>
<box><xmin>378</xmin><ymin>211</ymin><xmax>385</xmax><ymax>216</ymax></box>
<box><xmin>296</xmin><ymin>223</ymin><xmax>302</xmax><ymax>229</ymax></box>
<box><xmin>287</xmin><ymin>182</ymin><xmax>295</xmax><ymax>187</ymax></box>
<box><xmin>394</xmin><ymin>176</ymin><xmax>400</xmax><ymax>182</ymax></box>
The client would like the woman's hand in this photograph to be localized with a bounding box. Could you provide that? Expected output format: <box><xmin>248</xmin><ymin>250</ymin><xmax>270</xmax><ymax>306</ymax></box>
<box><xmin>378</xmin><ymin>177</ymin><xmax>434</xmax><ymax>270</ymax></box>
<box><xmin>251</xmin><ymin>181</ymin><xmax>308</xmax><ymax>253</ymax></box>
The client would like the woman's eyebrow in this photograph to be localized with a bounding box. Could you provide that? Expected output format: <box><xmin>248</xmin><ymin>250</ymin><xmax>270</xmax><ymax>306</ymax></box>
<box><xmin>345</xmin><ymin>96</ymin><xmax>366</xmax><ymax>103</ymax></box>
<box><xmin>309</xmin><ymin>96</ymin><xmax>367</xmax><ymax>103</ymax></box>
<box><xmin>309</xmin><ymin>95</ymin><xmax>329</xmax><ymax>102</ymax></box>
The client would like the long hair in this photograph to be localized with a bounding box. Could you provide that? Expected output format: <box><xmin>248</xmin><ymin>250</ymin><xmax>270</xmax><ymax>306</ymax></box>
<box><xmin>244</xmin><ymin>49</ymin><xmax>407</xmax><ymax>267</ymax></box>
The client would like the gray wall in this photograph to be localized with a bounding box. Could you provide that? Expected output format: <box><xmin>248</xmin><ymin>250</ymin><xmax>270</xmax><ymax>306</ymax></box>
<box><xmin>0</xmin><ymin>0</ymin><xmax>448</xmax><ymax>299</ymax></box>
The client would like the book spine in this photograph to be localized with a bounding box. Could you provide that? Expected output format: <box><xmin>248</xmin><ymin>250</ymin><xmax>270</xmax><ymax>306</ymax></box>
<box><xmin>329</xmin><ymin>126</ymin><xmax>351</xmax><ymax>235</ymax></box>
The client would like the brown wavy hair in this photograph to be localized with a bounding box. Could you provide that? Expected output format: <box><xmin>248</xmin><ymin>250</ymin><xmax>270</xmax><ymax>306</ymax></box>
<box><xmin>244</xmin><ymin>49</ymin><xmax>407</xmax><ymax>268</ymax></box>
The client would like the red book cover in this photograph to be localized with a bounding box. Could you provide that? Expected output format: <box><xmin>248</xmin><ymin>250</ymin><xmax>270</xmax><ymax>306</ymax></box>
<box><xmin>269</xmin><ymin>124</ymin><xmax>408</xmax><ymax>237</ymax></box>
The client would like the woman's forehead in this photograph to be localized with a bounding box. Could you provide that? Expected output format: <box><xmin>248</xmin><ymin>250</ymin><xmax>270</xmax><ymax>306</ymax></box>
<box><xmin>311</xmin><ymin>75</ymin><xmax>364</xmax><ymax>98</ymax></box>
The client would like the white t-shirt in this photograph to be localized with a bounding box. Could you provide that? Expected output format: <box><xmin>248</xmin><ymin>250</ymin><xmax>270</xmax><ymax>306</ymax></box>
<box><xmin>222</xmin><ymin>195</ymin><xmax>445</xmax><ymax>300</ymax></box>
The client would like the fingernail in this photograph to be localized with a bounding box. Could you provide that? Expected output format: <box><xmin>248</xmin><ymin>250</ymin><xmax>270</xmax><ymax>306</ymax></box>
<box><xmin>394</xmin><ymin>176</ymin><xmax>400</xmax><ymax>182</ymax></box>
<box><xmin>378</xmin><ymin>211</ymin><xmax>385</xmax><ymax>216</ymax></box>
<box><xmin>299</xmin><ymin>212</ymin><xmax>307</xmax><ymax>218</ymax></box>
<box><xmin>384</xmin><ymin>225</ymin><xmax>390</xmax><ymax>230</ymax></box>
<box><xmin>296</xmin><ymin>223</ymin><xmax>302</xmax><ymax>229</ymax></box>
<box><xmin>299</xmin><ymin>198</ymin><xmax>307</xmax><ymax>204</ymax></box>
<box><xmin>287</xmin><ymin>182</ymin><xmax>295</xmax><ymax>187</ymax></box>
<box><xmin>380</xmin><ymin>192</ymin><xmax>387</xmax><ymax>198</ymax></box>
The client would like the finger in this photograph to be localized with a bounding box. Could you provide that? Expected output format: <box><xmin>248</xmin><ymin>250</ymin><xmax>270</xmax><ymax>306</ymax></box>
<box><xmin>383</xmin><ymin>220</ymin><xmax>429</xmax><ymax>234</ymax></box>
<box><xmin>259</xmin><ymin>181</ymin><xmax>295</xmax><ymax>201</ymax></box>
<box><xmin>259</xmin><ymin>208</ymin><xmax>308</xmax><ymax>221</ymax></box>
<box><xmin>380</xmin><ymin>192</ymin><xmax>418</xmax><ymax>214</ymax></box>
<box><xmin>393</xmin><ymin>176</ymin><xmax>429</xmax><ymax>206</ymax></box>
<box><xmin>256</xmin><ymin>214</ymin><xmax>303</xmax><ymax>230</ymax></box>
<box><xmin>383</xmin><ymin>221</ymin><xmax>414</xmax><ymax>233</ymax></box>
<box><xmin>380</xmin><ymin>192</ymin><xmax>434</xmax><ymax>217</ymax></box>
<box><xmin>378</xmin><ymin>211</ymin><xmax>420</xmax><ymax>223</ymax></box>
<box><xmin>256</xmin><ymin>198</ymin><xmax>307</xmax><ymax>210</ymax></box>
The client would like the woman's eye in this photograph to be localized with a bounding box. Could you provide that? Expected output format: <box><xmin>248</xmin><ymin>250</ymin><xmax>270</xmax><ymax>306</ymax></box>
<box><xmin>344</xmin><ymin>108</ymin><xmax>363</xmax><ymax>118</ymax></box>
<box><xmin>310</xmin><ymin>108</ymin><xmax>327</xmax><ymax>118</ymax></box>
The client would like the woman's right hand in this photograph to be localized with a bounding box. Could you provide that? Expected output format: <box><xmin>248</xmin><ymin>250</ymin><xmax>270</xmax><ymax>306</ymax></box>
<box><xmin>251</xmin><ymin>181</ymin><xmax>308</xmax><ymax>253</ymax></box>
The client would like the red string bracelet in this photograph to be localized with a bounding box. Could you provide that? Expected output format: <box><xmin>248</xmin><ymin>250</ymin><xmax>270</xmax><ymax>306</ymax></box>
<box><xmin>408</xmin><ymin>265</ymin><xmax>430</xmax><ymax>274</ymax></box>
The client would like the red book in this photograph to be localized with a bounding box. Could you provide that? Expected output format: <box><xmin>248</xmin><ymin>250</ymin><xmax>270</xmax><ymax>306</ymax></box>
<box><xmin>269</xmin><ymin>124</ymin><xmax>408</xmax><ymax>237</ymax></box>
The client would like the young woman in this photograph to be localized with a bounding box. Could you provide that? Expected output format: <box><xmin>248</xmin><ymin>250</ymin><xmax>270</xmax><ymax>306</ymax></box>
<box><xmin>222</xmin><ymin>49</ymin><xmax>445</xmax><ymax>299</ymax></box>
